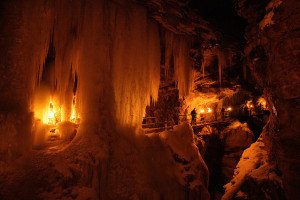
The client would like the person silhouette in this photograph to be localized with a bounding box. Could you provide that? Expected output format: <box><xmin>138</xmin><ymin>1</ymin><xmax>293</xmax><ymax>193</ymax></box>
<box><xmin>191</xmin><ymin>108</ymin><xmax>197</xmax><ymax>125</ymax></box>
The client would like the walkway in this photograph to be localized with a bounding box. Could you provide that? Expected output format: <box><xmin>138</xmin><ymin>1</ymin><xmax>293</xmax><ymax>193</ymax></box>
<box><xmin>143</xmin><ymin>118</ymin><xmax>233</xmax><ymax>134</ymax></box>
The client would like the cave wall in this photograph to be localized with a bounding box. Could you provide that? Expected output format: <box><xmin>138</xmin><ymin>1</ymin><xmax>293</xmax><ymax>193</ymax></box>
<box><xmin>236</xmin><ymin>0</ymin><xmax>300</xmax><ymax>198</ymax></box>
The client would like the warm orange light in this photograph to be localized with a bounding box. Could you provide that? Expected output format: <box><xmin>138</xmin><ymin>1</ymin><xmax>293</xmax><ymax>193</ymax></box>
<box><xmin>70</xmin><ymin>95</ymin><xmax>79</xmax><ymax>123</ymax></box>
<box><xmin>47</xmin><ymin>102</ymin><xmax>55</xmax><ymax>124</ymax></box>
<box><xmin>207</xmin><ymin>107</ymin><xmax>212</xmax><ymax>113</ymax></box>
<box><xmin>257</xmin><ymin>97</ymin><xmax>267</xmax><ymax>109</ymax></box>
<box><xmin>48</xmin><ymin>112</ymin><xmax>55</xmax><ymax>124</ymax></box>
<box><xmin>227</xmin><ymin>107</ymin><xmax>232</xmax><ymax>111</ymax></box>
<box><xmin>246</xmin><ymin>101</ymin><xmax>254</xmax><ymax>109</ymax></box>
<box><xmin>70</xmin><ymin>109</ymin><xmax>76</xmax><ymax>122</ymax></box>
<box><xmin>200</xmin><ymin>109</ymin><xmax>205</xmax><ymax>113</ymax></box>
<box><xmin>42</xmin><ymin>100</ymin><xmax>61</xmax><ymax>125</ymax></box>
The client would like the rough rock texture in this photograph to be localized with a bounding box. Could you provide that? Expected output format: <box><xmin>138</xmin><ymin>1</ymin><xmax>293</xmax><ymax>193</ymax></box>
<box><xmin>145</xmin><ymin>84</ymin><xmax>180</xmax><ymax>125</ymax></box>
<box><xmin>199</xmin><ymin>127</ymin><xmax>224</xmax><ymax>199</ymax></box>
<box><xmin>138</xmin><ymin>0</ymin><xmax>217</xmax><ymax>39</ymax></box>
<box><xmin>222</xmin><ymin>125</ymin><xmax>284</xmax><ymax>200</ymax></box>
<box><xmin>236</xmin><ymin>0</ymin><xmax>300</xmax><ymax>199</ymax></box>
<box><xmin>220</xmin><ymin>121</ymin><xmax>254</xmax><ymax>183</ymax></box>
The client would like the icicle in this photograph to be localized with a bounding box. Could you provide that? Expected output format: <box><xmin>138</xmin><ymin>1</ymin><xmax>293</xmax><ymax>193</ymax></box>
<box><xmin>202</xmin><ymin>59</ymin><xmax>205</xmax><ymax>79</ymax></box>
<box><xmin>165</xmin><ymin>31</ymin><xmax>174</xmax><ymax>80</ymax></box>
<box><xmin>173</xmin><ymin>34</ymin><xmax>192</xmax><ymax>98</ymax></box>
<box><xmin>219</xmin><ymin>59</ymin><xmax>222</xmax><ymax>86</ymax></box>
<box><xmin>110</xmin><ymin>2</ymin><xmax>161</xmax><ymax>126</ymax></box>
<box><xmin>31</xmin><ymin>0</ymin><xmax>161</xmax><ymax>128</ymax></box>
<box><xmin>217</xmin><ymin>49</ymin><xmax>226</xmax><ymax>87</ymax></box>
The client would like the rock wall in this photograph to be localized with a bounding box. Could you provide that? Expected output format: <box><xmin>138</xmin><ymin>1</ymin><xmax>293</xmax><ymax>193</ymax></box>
<box><xmin>220</xmin><ymin>121</ymin><xmax>254</xmax><ymax>184</ymax></box>
<box><xmin>222</xmin><ymin>125</ymin><xmax>285</xmax><ymax>200</ymax></box>
<box><xmin>236</xmin><ymin>0</ymin><xmax>300</xmax><ymax>199</ymax></box>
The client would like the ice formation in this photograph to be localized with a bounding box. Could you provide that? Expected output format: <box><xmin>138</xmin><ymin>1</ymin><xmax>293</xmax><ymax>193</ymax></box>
<box><xmin>217</xmin><ymin>49</ymin><xmax>226</xmax><ymax>86</ymax></box>
<box><xmin>26</xmin><ymin>0</ymin><xmax>163</xmax><ymax>128</ymax></box>
<box><xmin>26</xmin><ymin>0</ymin><xmax>195</xmax><ymax>129</ymax></box>
<box><xmin>164</xmin><ymin>31</ymin><xmax>193</xmax><ymax>97</ymax></box>
<box><xmin>0</xmin><ymin>0</ymin><xmax>207</xmax><ymax>198</ymax></box>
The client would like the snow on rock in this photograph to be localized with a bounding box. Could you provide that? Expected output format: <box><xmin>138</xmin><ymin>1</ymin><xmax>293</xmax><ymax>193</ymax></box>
<box><xmin>199</xmin><ymin>126</ymin><xmax>213</xmax><ymax>136</ymax></box>
<box><xmin>93</xmin><ymin>123</ymin><xmax>211</xmax><ymax>199</ymax></box>
<box><xmin>259</xmin><ymin>0</ymin><xmax>283</xmax><ymax>30</ymax></box>
<box><xmin>194</xmin><ymin>126</ymin><xmax>214</xmax><ymax>156</ymax></box>
<box><xmin>220</xmin><ymin>121</ymin><xmax>254</xmax><ymax>153</ymax></box>
<box><xmin>222</xmin><ymin>127</ymin><xmax>284</xmax><ymax>200</ymax></box>
<box><xmin>160</xmin><ymin>123</ymin><xmax>209</xmax><ymax>189</ymax></box>
<box><xmin>220</xmin><ymin>121</ymin><xmax>254</xmax><ymax>183</ymax></box>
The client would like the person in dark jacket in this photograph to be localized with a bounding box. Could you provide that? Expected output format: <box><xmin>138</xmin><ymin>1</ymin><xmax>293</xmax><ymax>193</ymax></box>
<box><xmin>191</xmin><ymin>108</ymin><xmax>197</xmax><ymax>125</ymax></box>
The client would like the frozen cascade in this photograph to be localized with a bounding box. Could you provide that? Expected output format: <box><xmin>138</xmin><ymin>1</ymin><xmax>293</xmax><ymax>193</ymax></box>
<box><xmin>111</xmin><ymin>3</ymin><xmax>161</xmax><ymax>126</ymax></box>
<box><xmin>0</xmin><ymin>1</ymin><xmax>209</xmax><ymax>199</ymax></box>
<box><xmin>29</xmin><ymin>0</ymin><xmax>161</xmax><ymax>128</ymax></box>
<box><xmin>164</xmin><ymin>31</ymin><xmax>193</xmax><ymax>97</ymax></box>
<box><xmin>174</xmin><ymin>35</ymin><xmax>193</xmax><ymax>97</ymax></box>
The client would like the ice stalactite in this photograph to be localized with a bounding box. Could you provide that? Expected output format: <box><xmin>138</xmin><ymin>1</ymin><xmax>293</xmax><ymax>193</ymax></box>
<box><xmin>164</xmin><ymin>31</ymin><xmax>175</xmax><ymax>80</ymax></box>
<box><xmin>27</xmin><ymin>0</ymin><xmax>161</xmax><ymax>128</ymax></box>
<box><xmin>164</xmin><ymin>31</ymin><xmax>193</xmax><ymax>98</ymax></box>
<box><xmin>111</xmin><ymin>3</ymin><xmax>161</xmax><ymax>127</ymax></box>
<box><xmin>217</xmin><ymin>49</ymin><xmax>226</xmax><ymax>86</ymax></box>
<box><xmin>0</xmin><ymin>0</ymin><xmax>58</xmax><ymax>157</ymax></box>
<box><xmin>1</xmin><ymin>0</ymin><xmax>210</xmax><ymax>198</ymax></box>
<box><xmin>202</xmin><ymin>59</ymin><xmax>206</xmax><ymax>79</ymax></box>
<box><xmin>174</xmin><ymin>36</ymin><xmax>193</xmax><ymax>97</ymax></box>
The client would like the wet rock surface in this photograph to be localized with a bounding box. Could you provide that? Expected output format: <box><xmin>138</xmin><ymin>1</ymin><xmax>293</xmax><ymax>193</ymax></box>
<box><xmin>235</xmin><ymin>0</ymin><xmax>300</xmax><ymax>198</ymax></box>
<box><xmin>220</xmin><ymin>121</ymin><xmax>254</xmax><ymax>184</ymax></box>
<box><xmin>222</xmin><ymin>127</ymin><xmax>284</xmax><ymax>200</ymax></box>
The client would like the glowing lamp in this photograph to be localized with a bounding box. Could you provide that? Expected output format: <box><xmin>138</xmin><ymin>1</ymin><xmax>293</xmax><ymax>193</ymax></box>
<box><xmin>200</xmin><ymin>109</ymin><xmax>205</xmax><ymax>113</ymax></box>
<box><xmin>70</xmin><ymin>95</ymin><xmax>78</xmax><ymax>123</ymax></box>
<box><xmin>70</xmin><ymin>109</ymin><xmax>76</xmax><ymax>122</ymax></box>
<box><xmin>227</xmin><ymin>107</ymin><xmax>232</xmax><ymax>111</ymax></box>
<box><xmin>207</xmin><ymin>108</ymin><xmax>212</xmax><ymax>113</ymax></box>
<box><xmin>246</xmin><ymin>101</ymin><xmax>253</xmax><ymax>109</ymax></box>
<box><xmin>48</xmin><ymin>102</ymin><xmax>55</xmax><ymax>124</ymax></box>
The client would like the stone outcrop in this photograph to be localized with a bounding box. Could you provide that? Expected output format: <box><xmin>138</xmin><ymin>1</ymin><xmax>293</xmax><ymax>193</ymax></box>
<box><xmin>220</xmin><ymin>121</ymin><xmax>254</xmax><ymax>183</ymax></box>
<box><xmin>222</xmin><ymin>125</ymin><xmax>284</xmax><ymax>200</ymax></box>
<box><xmin>235</xmin><ymin>0</ymin><xmax>300</xmax><ymax>199</ymax></box>
<box><xmin>138</xmin><ymin>0</ymin><xmax>217</xmax><ymax>40</ymax></box>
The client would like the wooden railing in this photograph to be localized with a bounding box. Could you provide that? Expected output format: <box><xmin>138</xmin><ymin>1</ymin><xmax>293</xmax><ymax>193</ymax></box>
<box><xmin>142</xmin><ymin>117</ymin><xmax>232</xmax><ymax>134</ymax></box>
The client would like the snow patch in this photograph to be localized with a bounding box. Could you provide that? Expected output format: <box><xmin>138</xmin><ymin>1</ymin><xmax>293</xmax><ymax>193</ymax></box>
<box><xmin>222</xmin><ymin>129</ymin><xmax>282</xmax><ymax>200</ymax></box>
<box><xmin>259</xmin><ymin>0</ymin><xmax>282</xmax><ymax>30</ymax></box>
<box><xmin>160</xmin><ymin>123</ymin><xmax>209</xmax><ymax>189</ymax></box>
